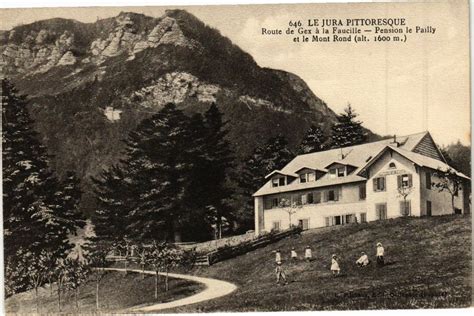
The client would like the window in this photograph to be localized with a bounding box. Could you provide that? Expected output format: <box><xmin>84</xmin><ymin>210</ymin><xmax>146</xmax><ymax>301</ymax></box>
<box><xmin>426</xmin><ymin>201</ymin><xmax>432</xmax><ymax>216</ymax></box>
<box><xmin>271</xmin><ymin>198</ymin><xmax>279</xmax><ymax>208</ymax></box>
<box><xmin>337</xmin><ymin>167</ymin><xmax>345</xmax><ymax>177</ymax></box>
<box><xmin>389</xmin><ymin>162</ymin><xmax>396</xmax><ymax>169</ymax></box>
<box><xmin>272</xmin><ymin>177</ymin><xmax>286</xmax><ymax>187</ymax></box>
<box><xmin>293</xmin><ymin>194</ymin><xmax>303</xmax><ymax>206</ymax></box>
<box><xmin>307</xmin><ymin>193</ymin><xmax>314</xmax><ymax>204</ymax></box>
<box><xmin>327</xmin><ymin>189</ymin><xmax>339</xmax><ymax>202</ymax></box>
<box><xmin>400</xmin><ymin>200</ymin><xmax>411</xmax><ymax>216</ymax></box>
<box><xmin>298</xmin><ymin>219</ymin><xmax>309</xmax><ymax>230</ymax></box>
<box><xmin>272</xmin><ymin>221</ymin><xmax>281</xmax><ymax>231</ymax></box>
<box><xmin>376</xmin><ymin>203</ymin><xmax>387</xmax><ymax>220</ymax></box>
<box><xmin>373</xmin><ymin>177</ymin><xmax>386</xmax><ymax>192</ymax></box>
<box><xmin>360</xmin><ymin>212</ymin><xmax>367</xmax><ymax>223</ymax></box>
<box><xmin>300</xmin><ymin>173</ymin><xmax>307</xmax><ymax>183</ymax></box>
<box><xmin>314</xmin><ymin>191</ymin><xmax>321</xmax><ymax>204</ymax></box>
<box><xmin>359</xmin><ymin>184</ymin><xmax>366</xmax><ymax>200</ymax></box>
<box><xmin>299</xmin><ymin>172</ymin><xmax>316</xmax><ymax>183</ymax></box>
<box><xmin>345</xmin><ymin>214</ymin><xmax>355</xmax><ymax>224</ymax></box>
<box><xmin>398</xmin><ymin>174</ymin><xmax>413</xmax><ymax>189</ymax></box>
<box><xmin>329</xmin><ymin>168</ymin><xmax>337</xmax><ymax>179</ymax></box>
<box><xmin>425</xmin><ymin>171</ymin><xmax>431</xmax><ymax>190</ymax></box>
<box><xmin>334</xmin><ymin>215</ymin><xmax>342</xmax><ymax>225</ymax></box>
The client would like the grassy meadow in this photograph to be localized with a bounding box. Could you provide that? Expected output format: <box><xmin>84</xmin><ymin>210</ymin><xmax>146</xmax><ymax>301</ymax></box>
<box><xmin>173</xmin><ymin>214</ymin><xmax>472</xmax><ymax>312</ymax></box>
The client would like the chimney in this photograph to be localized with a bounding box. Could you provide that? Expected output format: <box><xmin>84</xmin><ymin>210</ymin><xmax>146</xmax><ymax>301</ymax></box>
<box><xmin>391</xmin><ymin>134</ymin><xmax>399</xmax><ymax>147</ymax></box>
<box><xmin>338</xmin><ymin>148</ymin><xmax>345</xmax><ymax>160</ymax></box>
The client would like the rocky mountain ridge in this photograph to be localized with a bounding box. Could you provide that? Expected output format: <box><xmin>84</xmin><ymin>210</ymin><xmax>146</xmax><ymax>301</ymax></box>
<box><xmin>1</xmin><ymin>10</ymin><xmax>375</xmax><ymax>213</ymax></box>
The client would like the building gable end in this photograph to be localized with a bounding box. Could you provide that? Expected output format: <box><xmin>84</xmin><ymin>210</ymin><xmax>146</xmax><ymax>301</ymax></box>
<box><xmin>412</xmin><ymin>133</ymin><xmax>446</xmax><ymax>162</ymax></box>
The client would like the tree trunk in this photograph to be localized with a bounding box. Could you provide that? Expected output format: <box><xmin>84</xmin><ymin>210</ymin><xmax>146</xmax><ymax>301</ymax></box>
<box><xmin>57</xmin><ymin>286</ymin><xmax>61</xmax><ymax>312</ymax></box>
<box><xmin>35</xmin><ymin>286</ymin><xmax>39</xmax><ymax>313</ymax></box>
<box><xmin>142</xmin><ymin>264</ymin><xmax>145</xmax><ymax>280</ymax></box>
<box><xmin>96</xmin><ymin>278</ymin><xmax>100</xmax><ymax>310</ymax></box>
<box><xmin>452</xmin><ymin>195</ymin><xmax>456</xmax><ymax>214</ymax></box>
<box><xmin>165</xmin><ymin>270</ymin><xmax>169</xmax><ymax>292</ymax></box>
<box><xmin>154</xmin><ymin>271</ymin><xmax>158</xmax><ymax>299</ymax></box>
<box><xmin>49</xmin><ymin>276</ymin><xmax>53</xmax><ymax>296</ymax></box>
<box><xmin>75</xmin><ymin>289</ymin><xmax>79</xmax><ymax>309</ymax></box>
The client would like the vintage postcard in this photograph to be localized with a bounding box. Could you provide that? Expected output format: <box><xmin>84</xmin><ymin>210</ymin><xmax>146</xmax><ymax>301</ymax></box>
<box><xmin>1</xmin><ymin>0</ymin><xmax>471</xmax><ymax>313</ymax></box>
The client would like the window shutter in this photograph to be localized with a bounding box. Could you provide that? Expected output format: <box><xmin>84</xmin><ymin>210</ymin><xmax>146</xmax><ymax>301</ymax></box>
<box><xmin>397</xmin><ymin>175</ymin><xmax>402</xmax><ymax>189</ymax></box>
<box><xmin>382</xmin><ymin>177</ymin><xmax>386</xmax><ymax>191</ymax></box>
<box><xmin>323</xmin><ymin>191</ymin><xmax>328</xmax><ymax>202</ymax></box>
<box><xmin>339</xmin><ymin>187</ymin><xmax>343</xmax><ymax>199</ymax></box>
<box><xmin>408</xmin><ymin>174</ymin><xmax>413</xmax><ymax>187</ymax></box>
<box><xmin>301</xmin><ymin>194</ymin><xmax>307</xmax><ymax>205</ymax></box>
<box><xmin>373</xmin><ymin>178</ymin><xmax>377</xmax><ymax>191</ymax></box>
<box><xmin>334</xmin><ymin>189</ymin><xmax>339</xmax><ymax>201</ymax></box>
<box><xmin>325</xmin><ymin>217</ymin><xmax>330</xmax><ymax>227</ymax></box>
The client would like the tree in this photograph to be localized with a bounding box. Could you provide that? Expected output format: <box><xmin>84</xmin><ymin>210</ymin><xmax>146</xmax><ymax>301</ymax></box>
<box><xmin>2</xmin><ymin>79</ymin><xmax>84</xmax><ymax>293</ymax></box>
<box><xmin>53</xmin><ymin>259</ymin><xmax>68</xmax><ymax>312</ymax></box>
<box><xmin>199</xmin><ymin>104</ymin><xmax>234</xmax><ymax>240</ymax></box>
<box><xmin>298</xmin><ymin>125</ymin><xmax>327</xmax><ymax>154</ymax></box>
<box><xmin>91</xmin><ymin>165</ymin><xmax>135</xmax><ymax>242</ymax></box>
<box><xmin>64</xmin><ymin>257</ymin><xmax>89</xmax><ymax>309</ymax></box>
<box><xmin>279</xmin><ymin>198</ymin><xmax>300</xmax><ymax>229</ymax></box>
<box><xmin>330</xmin><ymin>104</ymin><xmax>366</xmax><ymax>148</ymax></box>
<box><xmin>433</xmin><ymin>167</ymin><xmax>464</xmax><ymax>214</ymax></box>
<box><xmin>84</xmin><ymin>240</ymin><xmax>110</xmax><ymax>310</ymax></box>
<box><xmin>397</xmin><ymin>174</ymin><xmax>413</xmax><ymax>216</ymax></box>
<box><xmin>123</xmin><ymin>103</ymin><xmax>194</xmax><ymax>241</ymax></box>
<box><xmin>441</xmin><ymin>141</ymin><xmax>471</xmax><ymax>177</ymax></box>
<box><xmin>238</xmin><ymin>135</ymin><xmax>294</xmax><ymax>230</ymax></box>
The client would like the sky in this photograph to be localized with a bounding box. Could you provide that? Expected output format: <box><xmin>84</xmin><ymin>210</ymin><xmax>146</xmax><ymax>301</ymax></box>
<box><xmin>0</xmin><ymin>0</ymin><xmax>470</xmax><ymax>146</ymax></box>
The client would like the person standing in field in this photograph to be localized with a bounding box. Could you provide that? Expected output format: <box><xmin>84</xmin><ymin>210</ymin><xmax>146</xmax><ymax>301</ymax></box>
<box><xmin>275</xmin><ymin>262</ymin><xmax>288</xmax><ymax>285</ymax></box>
<box><xmin>304</xmin><ymin>246</ymin><xmax>312</xmax><ymax>261</ymax></box>
<box><xmin>376</xmin><ymin>242</ymin><xmax>384</xmax><ymax>266</ymax></box>
<box><xmin>291</xmin><ymin>247</ymin><xmax>298</xmax><ymax>261</ymax></box>
<box><xmin>331</xmin><ymin>254</ymin><xmax>340</xmax><ymax>276</ymax></box>
<box><xmin>275</xmin><ymin>249</ymin><xmax>281</xmax><ymax>263</ymax></box>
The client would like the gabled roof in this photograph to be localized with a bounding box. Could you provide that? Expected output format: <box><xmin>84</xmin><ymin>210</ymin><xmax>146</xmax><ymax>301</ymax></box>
<box><xmin>264</xmin><ymin>170</ymin><xmax>297</xmax><ymax>179</ymax></box>
<box><xmin>279</xmin><ymin>132</ymin><xmax>428</xmax><ymax>177</ymax></box>
<box><xmin>253</xmin><ymin>132</ymin><xmax>468</xmax><ymax>197</ymax></box>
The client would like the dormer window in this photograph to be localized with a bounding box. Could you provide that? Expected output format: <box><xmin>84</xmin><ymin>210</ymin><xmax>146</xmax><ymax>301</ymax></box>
<box><xmin>272</xmin><ymin>177</ymin><xmax>286</xmax><ymax>187</ymax></box>
<box><xmin>299</xmin><ymin>172</ymin><xmax>316</xmax><ymax>183</ymax></box>
<box><xmin>329</xmin><ymin>166</ymin><xmax>346</xmax><ymax>178</ymax></box>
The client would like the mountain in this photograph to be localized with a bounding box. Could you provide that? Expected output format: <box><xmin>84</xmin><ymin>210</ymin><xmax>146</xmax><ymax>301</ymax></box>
<box><xmin>0</xmin><ymin>10</ymin><xmax>376</xmax><ymax>214</ymax></box>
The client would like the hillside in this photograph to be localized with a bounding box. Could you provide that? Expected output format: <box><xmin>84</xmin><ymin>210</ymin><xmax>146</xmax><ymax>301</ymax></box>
<box><xmin>174</xmin><ymin>215</ymin><xmax>471</xmax><ymax>311</ymax></box>
<box><xmin>0</xmin><ymin>10</ymin><xmax>381</xmax><ymax>214</ymax></box>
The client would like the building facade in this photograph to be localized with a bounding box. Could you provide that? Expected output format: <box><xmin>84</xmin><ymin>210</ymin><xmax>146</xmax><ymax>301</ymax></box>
<box><xmin>253</xmin><ymin>132</ymin><xmax>470</xmax><ymax>235</ymax></box>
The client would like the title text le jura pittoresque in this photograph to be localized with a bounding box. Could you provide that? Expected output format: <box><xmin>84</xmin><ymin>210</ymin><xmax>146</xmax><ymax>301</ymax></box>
<box><xmin>261</xmin><ymin>18</ymin><xmax>436</xmax><ymax>43</ymax></box>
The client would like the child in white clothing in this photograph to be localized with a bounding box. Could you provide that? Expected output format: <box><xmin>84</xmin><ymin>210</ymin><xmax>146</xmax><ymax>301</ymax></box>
<box><xmin>331</xmin><ymin>254</ymin><xmax>340</xmax><ymax>276</ymax></box>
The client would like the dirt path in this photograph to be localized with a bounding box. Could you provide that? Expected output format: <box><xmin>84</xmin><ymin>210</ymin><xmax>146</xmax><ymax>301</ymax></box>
<box><xmin>103</xmin><ymin>268</ymin><xmax>237</xmax><ymax>312</ymax></box>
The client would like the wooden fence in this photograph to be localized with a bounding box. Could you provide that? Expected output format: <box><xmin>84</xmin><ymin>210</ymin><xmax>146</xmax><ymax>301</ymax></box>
<box><xmin>195</xmin><ymin>227</ymin><xmax>301</xmax><ymax>266</ymax></box>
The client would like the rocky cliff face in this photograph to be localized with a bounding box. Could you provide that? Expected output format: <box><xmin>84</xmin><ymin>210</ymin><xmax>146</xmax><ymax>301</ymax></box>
<box><xmin>1</xmin><ymin>10</ymin><xmax>373</xmax><ymax>213</ymax></box>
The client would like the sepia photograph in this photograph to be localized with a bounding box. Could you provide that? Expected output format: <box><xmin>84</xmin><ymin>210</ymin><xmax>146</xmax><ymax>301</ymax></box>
<box><xmin>1</xmin><ymin>0</ymin><xmax>471</xmax><ymax>313</ymax></box>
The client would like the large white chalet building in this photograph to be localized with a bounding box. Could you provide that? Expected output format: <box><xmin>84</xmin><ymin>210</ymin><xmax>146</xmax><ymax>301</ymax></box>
<box><xmin>253</xmin><ymin>132</ymin><xmax>470</xmax><ymax>235</ymax></box>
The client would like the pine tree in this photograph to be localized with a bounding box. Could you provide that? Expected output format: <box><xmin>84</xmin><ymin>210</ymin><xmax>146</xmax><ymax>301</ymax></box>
<box><xmin>2</xmin><ymin>79</ymin><xmax>84</xmax><ymax>292</ymax></box>
<box><xmin>237</xmin><ymin>135</ymin><xmax>294</xmax><ymax>230</ymax></box>
<box><xmin>91</xmin><ymin>165</ymin><xmax>134</xmax><ymax>242</ymax></box>
<box><xmin>298</xmin><ymin>125</ymin><xmax>327</xmax><ymax>154</ymax></box>
<box><xmin>330</xmin><ymin>104</ymin><xmax>366</xmax><ymax>148</ymax></box>
<box><xmin>200</xmin><ymin>104</ymin><xmax>234</xmax><ymax>239</ymax></box>
<box><xmin>123</xmin><ymin>103</ymin><xmax>194</xmax><ymax>241</ymax></box>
